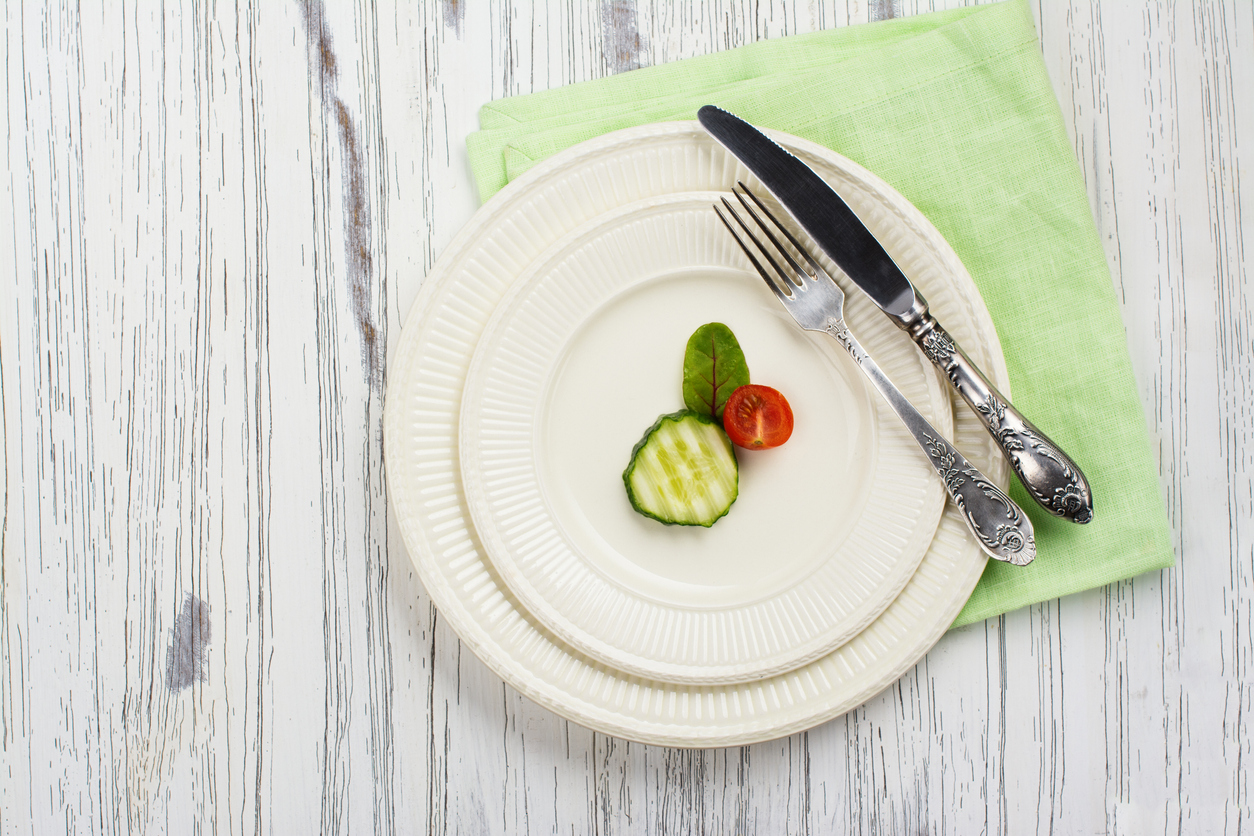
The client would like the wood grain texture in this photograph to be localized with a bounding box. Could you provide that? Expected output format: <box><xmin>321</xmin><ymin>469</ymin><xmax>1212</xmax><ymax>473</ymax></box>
<box><xmin>2</xmin><ymin>0</ymin><xmax>1249</xmax><ymax>833</ymax></box>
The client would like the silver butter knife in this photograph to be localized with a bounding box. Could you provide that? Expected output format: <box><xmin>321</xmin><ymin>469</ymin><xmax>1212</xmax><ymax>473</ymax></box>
<box><xmin>699</xmin><ymin>105</ymin><xmax>1093</xmax><ymax>524</ymax></box>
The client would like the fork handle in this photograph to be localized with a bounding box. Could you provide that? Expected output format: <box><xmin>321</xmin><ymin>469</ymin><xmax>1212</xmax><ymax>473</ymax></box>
<box><xmin>826</xmin><ymin>320</ymin><xmax>1036</xmax><ymax>566</ymax></box>
<box><xmin>902</xmin><ymin>311</ymin><xmax>1093</xmax><ymax>525</ymax></box>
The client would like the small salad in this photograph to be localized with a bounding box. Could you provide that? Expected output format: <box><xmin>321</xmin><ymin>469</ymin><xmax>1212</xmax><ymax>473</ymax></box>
<box><xmin>623</xmin><ymin>323</ymin><xmax>794</xmax><ymax>527</ymax></box>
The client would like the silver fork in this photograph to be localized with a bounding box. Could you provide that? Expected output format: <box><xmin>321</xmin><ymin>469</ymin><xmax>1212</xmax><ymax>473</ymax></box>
<box><xmin>716</xmin><ymin>183</ymin><xmax>1035</xmax><ymax>566</ymax></box>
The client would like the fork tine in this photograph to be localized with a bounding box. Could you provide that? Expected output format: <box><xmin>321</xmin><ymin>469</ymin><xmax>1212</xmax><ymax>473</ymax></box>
<box><xmin>714</xmin><ymin>197</ymin><xmax>793</xmax><ymax>304</ymax></box>
<box><xmin>729</xmin><ymin>186</ymin><xmax>810</xmax><ymax>291</ymax></box>
<box><xmin>734</xmin><ymin>182</ymin><xmax>832</xmax><ymax>285</ymax></box>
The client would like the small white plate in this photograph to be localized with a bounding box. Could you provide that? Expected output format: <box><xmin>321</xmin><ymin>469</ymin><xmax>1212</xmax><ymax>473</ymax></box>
<box><xmin>459</xmin><ymin>193</ymin><xmax>948</xmax><ymax>684</ymax></box>
<box><xmin>384</xmin><ymin>122</ymin><xmax>1008</xmax><ymax>746</ymax></box>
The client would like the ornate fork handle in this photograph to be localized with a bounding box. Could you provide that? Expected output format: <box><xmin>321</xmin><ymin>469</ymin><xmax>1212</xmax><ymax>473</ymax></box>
<box><xmin>827</xmin><ymin>319</ymin><xmax>1036</xmax><ymax>566</ymax></box>
<box><xmin>906</xmin><ymin>310</ymin><xmax>1093</xmax><ymax>524</ymax></box>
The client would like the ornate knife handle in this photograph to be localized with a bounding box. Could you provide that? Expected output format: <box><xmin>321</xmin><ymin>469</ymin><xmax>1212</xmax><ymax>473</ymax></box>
<box><xmin>903</xmin><ymin>305</ymin><xmax>1094</xmax><ymax>525</ymax></box>
<box><xmin>826</xmin><ymin>320</ymin><xmax>1035</xmax><ymax>566</ymax></box>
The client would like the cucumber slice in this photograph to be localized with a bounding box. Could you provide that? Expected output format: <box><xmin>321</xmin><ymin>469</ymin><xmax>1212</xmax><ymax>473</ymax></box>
<box><xmin>623</xmin><ymin>410</ymin><xmax>739</xmax><ymax>527</ymax></box>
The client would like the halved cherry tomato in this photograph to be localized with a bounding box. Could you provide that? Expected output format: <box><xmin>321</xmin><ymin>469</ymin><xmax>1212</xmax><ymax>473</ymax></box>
<box><xmin>722</xmin><ymin>384</ymin><xmax>794</xmax><ymax>449</ymax></box>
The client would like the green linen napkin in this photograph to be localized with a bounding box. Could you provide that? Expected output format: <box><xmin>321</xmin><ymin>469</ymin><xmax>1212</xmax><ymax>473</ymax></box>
<box><xmin>465</xmin><ymin>0</ymin><xmax>1174</xmax><ymax>627</ymax></box>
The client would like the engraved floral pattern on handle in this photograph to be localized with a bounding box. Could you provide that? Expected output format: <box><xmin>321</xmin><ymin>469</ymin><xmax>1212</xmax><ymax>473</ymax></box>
<box><xmin>914</xmin><ymin>319</ymin><xmax>1094</xmax><ymax>524</ymax></box>
<box><xmin>923</xmin><ymin>435</ymin><xmax>1035</xmax><ymax>565</ymax></box>
<box><xmin>975</xmin><ymin>393</ymin><xmax>1093</xmax><ymax>524</ymax></box>
<box><xmin>921</xmin><ymin>330</ymin><xmax>955</xmax><ymax>366</ymax></box>
<box><xmin>826</xmin><ymin>319</ymin><xmax>863</xmax><ymax>361</ymax></box>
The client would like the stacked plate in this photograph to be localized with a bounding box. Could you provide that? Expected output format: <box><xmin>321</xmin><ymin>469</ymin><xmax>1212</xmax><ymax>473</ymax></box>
<box><xmin>384</xmin><ymin>122</ymin><xmax>1008</xmax><ymax>747</ymax></box>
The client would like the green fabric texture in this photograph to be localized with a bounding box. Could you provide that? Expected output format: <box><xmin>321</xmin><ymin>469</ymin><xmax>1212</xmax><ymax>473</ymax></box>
<box><xmin>465</xmin><ymin>0</ymin><xmax>1174</xmax><ymax>627</ymax></box>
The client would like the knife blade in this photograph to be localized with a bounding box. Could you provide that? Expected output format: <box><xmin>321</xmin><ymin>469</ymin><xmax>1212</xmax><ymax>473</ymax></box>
<box><xmin>699</xmin><ymin>105</ymin><xmax>1093</xmax><ymax>524</ymax></box>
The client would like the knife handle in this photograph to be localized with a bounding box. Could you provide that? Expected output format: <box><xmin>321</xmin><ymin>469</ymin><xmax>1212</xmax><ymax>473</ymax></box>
<box><xmin>905</xmin><ymin>311</ymin><xmax>1094</xmax><ymax>524</ymax></box>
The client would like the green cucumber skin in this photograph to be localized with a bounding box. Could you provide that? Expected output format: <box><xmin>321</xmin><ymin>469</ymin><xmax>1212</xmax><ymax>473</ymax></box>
<box><xmin>622</xmin><ymin>410</ymin><xmax>739</xmax><ymax>527</ymax></box>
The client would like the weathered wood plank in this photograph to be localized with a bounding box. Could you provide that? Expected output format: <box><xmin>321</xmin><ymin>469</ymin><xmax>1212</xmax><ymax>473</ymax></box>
<box><xmin>3</xmin><ymin>0</ymin><xmax>1249</xmax><ymax>833</ymax></box>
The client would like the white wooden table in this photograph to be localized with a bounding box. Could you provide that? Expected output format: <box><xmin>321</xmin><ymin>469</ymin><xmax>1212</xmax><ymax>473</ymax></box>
<box><xmin>4</xmin><ymin>1</ymin><xmax>1250</xmax><ymax>832</ymax></box>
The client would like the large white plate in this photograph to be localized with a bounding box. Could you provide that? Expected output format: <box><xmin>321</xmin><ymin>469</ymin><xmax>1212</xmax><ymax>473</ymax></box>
<box><xmin>458</xmin><ymin>193</ymin><xmax>949</xmax><ymax>684</ymax></box>
<box><xmin>384</xmin><ymin>122</ymin><xmax>1008</xmax><ymax>747</ymax></box>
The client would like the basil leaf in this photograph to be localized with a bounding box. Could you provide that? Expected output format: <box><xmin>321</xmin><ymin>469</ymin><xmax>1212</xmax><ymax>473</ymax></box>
<box><xmin>682</xmin><ymin>322</ymin><xmax>750</xmax><ymax>419</ymax></box>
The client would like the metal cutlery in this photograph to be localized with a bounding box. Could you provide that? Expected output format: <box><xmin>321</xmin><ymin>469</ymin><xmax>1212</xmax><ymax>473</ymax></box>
<box><xmin>716</xmin><ymin>183</ymin><xmax>1036</xmax><ymax>566</ymax></box>
<box><xmin>699</xmin><ymin>105</ymin><xmax>1093</xmax><ymax>525</ymax></box>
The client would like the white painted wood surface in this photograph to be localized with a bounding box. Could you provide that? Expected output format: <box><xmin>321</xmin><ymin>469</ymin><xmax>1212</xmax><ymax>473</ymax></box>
<box><xmin>2</xmin><ymin>0</ymin><xmax>1249</xmax><ymax>832</ymax></box>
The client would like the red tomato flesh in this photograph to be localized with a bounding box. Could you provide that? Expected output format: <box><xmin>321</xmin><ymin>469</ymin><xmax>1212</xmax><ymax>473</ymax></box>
<box><xmin>722</xmin><ymin>384</ymin><xmax>794</xmax><ymax>449</ymax></box>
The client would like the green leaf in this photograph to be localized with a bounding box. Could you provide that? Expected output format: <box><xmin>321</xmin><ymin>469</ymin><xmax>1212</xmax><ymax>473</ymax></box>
<box><xmin>682</xmin><ymin>322</ymin><xmax>750</xmax><ymax>419</ymax></box>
